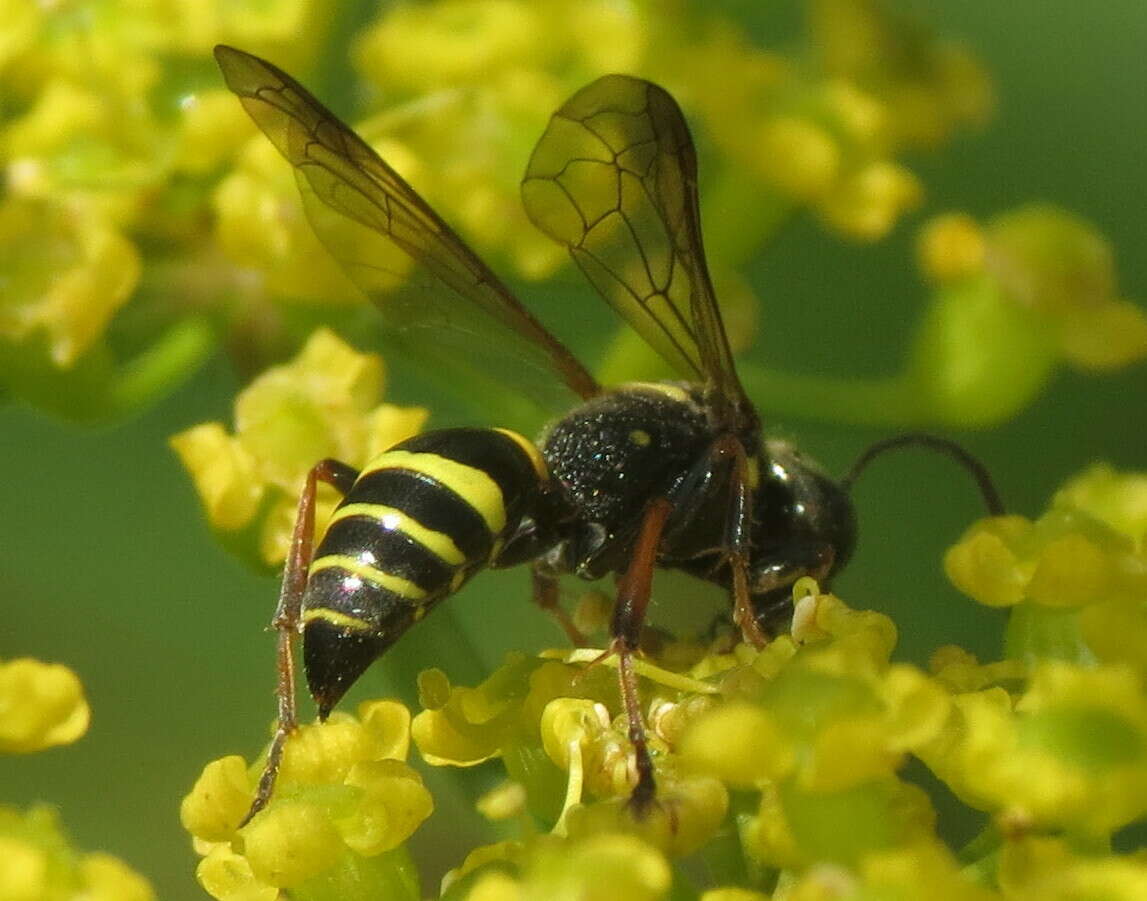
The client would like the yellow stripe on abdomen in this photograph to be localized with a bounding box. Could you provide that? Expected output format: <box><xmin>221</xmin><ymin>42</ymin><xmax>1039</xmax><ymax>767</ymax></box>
<box><xmin>361</xmin><ymin>450</ymin><xmax>507</xmax><ymax>535</ymax></box>
<box><xmin>493</xmin><ymin>428</ymin><xmax>548</xmax><ymax>482</ymax></box>
<box><xmin>301</xmin><ymin>608</ymin><xmax>373</xmax><ymax>631</ymax></box>
<box><xmin>328</xmin><ymin>502</ymin><xmax>467</xmax><ymax>566</ymax></box>
<box><xmin>309</xmin><ymin>555</ymin><xmax>428</xmax><ymax>601</ymax></box>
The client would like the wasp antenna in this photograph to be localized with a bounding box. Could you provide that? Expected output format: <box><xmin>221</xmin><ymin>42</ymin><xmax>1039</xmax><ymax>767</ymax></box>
<box><xmin>842</xmin><ymin>433</ymin><xmax>1005</xmax><ymax>517</ymax></box>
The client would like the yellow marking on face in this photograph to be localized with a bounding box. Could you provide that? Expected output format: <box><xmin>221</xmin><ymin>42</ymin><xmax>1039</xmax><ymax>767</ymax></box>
<box><xmin>301</xmin><ymin>608</ymin><xmax>372</xmax><ymax>631</ymax></box>
<box><xmin>309</xmin><ymin>555</ymin><xmax>428</xmax><ymax>600</ymax></box>
<box><xmin>330</xmin><ymin>503</ymin><xmax>466</xmax><ymax>566</ymax></box>
<box><xmin>494</xmin><ymin>428</ymin><xmax>549</xmax><ymax>481</ymax></box>
<box><xmin>364</xmin><ymin>450</ymin><xmax>506</xmax><ymax>534</ymax></box>
<box><xmin>629</xmin><ymin>429</ymin><xmax>652</xmax><ymax>447</ymax></box>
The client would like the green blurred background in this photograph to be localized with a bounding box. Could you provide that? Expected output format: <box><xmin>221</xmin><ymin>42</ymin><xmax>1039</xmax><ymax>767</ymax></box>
<box><xmin>2</xmin><ymin>1</ymin><xmax>1146</xmax><ymax>897</ymax></box>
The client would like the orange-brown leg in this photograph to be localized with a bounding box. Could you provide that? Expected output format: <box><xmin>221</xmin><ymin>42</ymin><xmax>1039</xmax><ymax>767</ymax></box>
<box><xmin>531</xmin><ymin>566</ymin><xmax>588</xmax><ymax>646</ymax></box>
<box><xmin>242</xmin><ymin>458</ymin><xmax>358</xmax><ymax>825</ymax></box>
<box><xmin>610</xmin><ymin>497</ymin><xmax>673</xmax><ymax>814</ymax></box>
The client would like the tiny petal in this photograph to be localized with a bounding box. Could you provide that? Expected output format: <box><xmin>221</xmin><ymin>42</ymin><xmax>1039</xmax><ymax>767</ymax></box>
<box><xmin>529</xmin><ymin>833</ymin><xmax>671</xmax><ymax>901</ymax></box>
<box><xmin>357</xmin><ymin>699</ymin><xmax>414</xmax><ymax>762</ymax></box>
<box><xmin>79</xmin><ymin>852</ymin><xmax>157</xmax><ymax>901</ymax></box>
<box><xmin>1055</xmin><ymin>463</ymin><xmax>1147</xmax><ymax>546</ymax></box>
<box><xmin>881</xmin><ymin>665</ymin><xmax>952</xmax><ymax>751</ymax></box>
<box><xmin>917</xmin><ymin>213</ymin><xmax>986</xmax><ymax>283</ymax></box>
<box><xmin>180</xmin><ymin>755</ymin><xmax>253</xmax><ymax>843</ymax></box>
<box><xmin>679</xmin><ymin>701</ymin><xmax>792</xmax><ymax>788</ymax></box>
<box><xmin>944</xmin><ymin>516</ymin><xmax>1032</xmax><ymax>606</ymax></box>
<box><xmin>338</xmin><ymin>759</ymin><xmax>434</xmax><ymax>855</ymax></box>
<box><xmin>195</xmin><ymin>844</ymin><xmax>280</xmax><ymax>901</ymax></box>
<box><xmin>0</xmin><ymin>837</ymin><xmax>48</xmax><ymax>901</ymax></box>
<box><xmin>476</xmin><ymin>782</ymin><xmax>528</xmax><ymax>821</ymax></box>
<box><xmin>242</xmin><ymin>800</ymin><xmax>345</xmax><ymax>888</ymax></box>
<box><xmin>1058</xmin><ymin>300</ymin><xmax>1147</xmax><ymax>370</ymax></box>
<box><xmin>1026</xmin><ymin>532</ymin><xmax>1112</xmax><ymax>608</ymax></box>
<box><xmin>0</xmin><ymin>658</ymin><xmax>90</xmax><ymax>753</ymax></box>
<box><xmin>463</xmin><ymin>870</ymin><xmax>522</xmax><ymax>901</ymax></box>
<box><xmin>755</xmin><ymin>117</ymin><xmax>841</xmax><ymax>201</ymax></box>
<box><xmin>365</xmin><ymin>405</ymin><xmax>430</xmax><ymax>461</ymax></box>
<box><xmin>816</xmin><ymin>161</ymin><xmax>922</xmax><ymax>242</ymax></box>
<box><xmin>169</xmin><ymin>423</ymin><xmax>264</xmax><ymax>532</ymax></box>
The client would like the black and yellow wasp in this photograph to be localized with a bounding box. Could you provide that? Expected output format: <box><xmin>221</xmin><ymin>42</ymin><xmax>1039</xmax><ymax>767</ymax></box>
<box><xmin>214</xmin><ymin>46</ymin><xmax>1002</xmax><ymax>821</ymax></box>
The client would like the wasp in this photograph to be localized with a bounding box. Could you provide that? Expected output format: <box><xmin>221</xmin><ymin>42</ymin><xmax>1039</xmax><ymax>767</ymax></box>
<box><xmin>213</xmin><ymin>46</ymin><xmax>1003</xmax><ymax>822</ymax></box>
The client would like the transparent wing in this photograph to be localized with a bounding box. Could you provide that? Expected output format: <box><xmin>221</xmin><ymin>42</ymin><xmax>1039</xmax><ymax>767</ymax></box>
<box><xmin>214</xmin><ymin>45</ymin><xmax>599</xmax><ymax>413</ymax></box>
<box><xmin>521</xmin><ymin>74</ymin><xmax>750</xmax><ymax>417</ymax></box>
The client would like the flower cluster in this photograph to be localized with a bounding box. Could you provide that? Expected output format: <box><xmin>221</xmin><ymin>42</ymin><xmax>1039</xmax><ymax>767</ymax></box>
<box><xmin>0</xmin><ymin>658</ymin><xmax>154</xmax><ymax>900</ymax></box>
<box><xmin>183</xmin><ymin>468</ymin><xmax>1147</xmax><ymax>899</ymax></box>
<box><xmin>906</xmin><ymin>206</ymin><xmax>1147</xmax><ymax>427</ymax></box>
<box><xmin>740</xmin><ymin>202</ymin><xmax>1147</xmax><ymax>430</ymax></box>
<box><xmin>2</xmin><ymin>0</ymin><xmax>1006</xmax><ymax>424</ymax></box>
<box><xmin>171</xmin><ymin>328</ymin><xmax>427</xmax><ymax>567</ymax></box>
<box><xmin>182</xmin><ymin>700</ymin><xmax>431</xmax><ymax>900</ymax></box>
<box><xmin>344</xmin><ymin>0</ymin><xmax>988</xmax><ymax>268</ymax></box>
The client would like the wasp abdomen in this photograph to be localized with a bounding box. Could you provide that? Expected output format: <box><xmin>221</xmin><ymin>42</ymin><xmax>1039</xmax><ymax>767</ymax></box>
<box><xmin>302</xmin><ymin>427</ymin><xmax>547</xmax><ymax>714</ymax></box>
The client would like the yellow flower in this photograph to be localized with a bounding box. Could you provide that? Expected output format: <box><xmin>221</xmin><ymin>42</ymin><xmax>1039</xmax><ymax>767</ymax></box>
<box><xmin>1054</xmin><ymin>464</ymin><xmax>1147</xmax><ymax>550</ymax></box>
<box><xmin>184</xmin><ymin>700</ymin><xmax>430</xmax><ymax>900</ymax></box>
<box><xmin>212</xmin><ymin>137</ymin><xmax>369</xmax><ymax>306</ymax></box>
<box><xmin>0</xmin><ymin>658</ymin><xmax>90</xmax><ymax>753</ymax></box>
<box><xmin>810</xmin><ymin>0</ymin><xmax>994</xmax><ymax>148</ymax></box>
<box><xmin>919</xmin><ymin>662</ymin><xmax>1147</xmax><ymax>837</ymax></box>
<box><xmin>0</xmin><ymin>197</ymin><xmax>140</xmax><ymax>368</ymax></box>
<box><xmin>918</xmin><ymin>213</ymin><xmax>988</xmax><ymax>284</ymax></box>
<box><xmin>171</xmin><ymin>329</ymin><xmax>428</xmax><ymax>566</ymax></box>
<box><xmin>354</xmin><ymin>0</ymin><xmax>548</xmax><ymax>91</ymax></box>
<box><xmin>1000</xmin><ymin>835</ymin><xmax>1147</xmax><ymax>901</ymax></box>
<box><xmin>457</xmin><ymin>833</ymin><xmax>672</xmax><ymax>901</ymax></box>
<box><xmin>985</xmin><ymin>205</ymin><xmax>1147</xmax><ymax>371</ymax></box>
<box><xmin>755</xmin><ymin>117</ymin><xmax>842</xmax><ymax>201</ymax></box>
<box><xmin>945</xmin><ymin>503</ymin><xmax>1143</xmax><ymax>610</ymax></box>
<box><xmin>0</xmin><ymin>805</ymin><xmax>154</xmax><ymax>901</ymax></box>
<box><xmin>679</xmin><ymin>700</ymin><xmax>793</xmax><ymax>788</ymax></box>
<box><xmin>816</xmin><ymin>160</ymin><xmax>923</xmax><ymax>241</ymax></box>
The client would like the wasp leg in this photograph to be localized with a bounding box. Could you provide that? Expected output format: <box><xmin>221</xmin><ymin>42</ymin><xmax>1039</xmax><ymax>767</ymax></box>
<box><xmin>664</xmin><ymin>434</ymin><xmax>768</xmax><ymax>648</ymax></box>
<box><xmin>243</xmin><ymin>458</ymin><xmax>359</xmax><ymax>826</ymax></box>
<box><xmin>531</xmin><ymin>566</ymin><xmax>587</xmax><ymax>646</ymax></box>
<box><xmin>611</xmin><ymin>496</ymin><xmax>674</xmax><ymax>815</ymax></box>
<box><xmin>717</xmin><ymin>436</ymin><xmax>770</xmax><ymax>649</ymax></box>
<box><xmin>489</xmin><ymin>502</ymin><xmax>587</xmax><ymax>646</ymax></box>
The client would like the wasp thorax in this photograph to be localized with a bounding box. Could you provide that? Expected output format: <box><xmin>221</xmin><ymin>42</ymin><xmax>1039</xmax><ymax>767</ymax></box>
<box><xmin>543</xmin><ymin>385</ymin><xmax>711</xmax><ymax>522</ymax></box>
